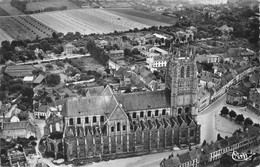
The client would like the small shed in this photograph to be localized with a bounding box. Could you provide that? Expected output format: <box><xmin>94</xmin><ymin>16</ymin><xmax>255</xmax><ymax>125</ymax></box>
<box><xmin>33</xmin><ymin>74</ymin><xmax>45</xmax><ymax>85</ymax></box>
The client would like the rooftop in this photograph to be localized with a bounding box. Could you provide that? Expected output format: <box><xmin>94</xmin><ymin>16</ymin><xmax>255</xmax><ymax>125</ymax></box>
<box><xmin>114</xmin><ymin>90</ymin><xmax>170</xmax><ymax>112</ymax></box>
<box><xmin>23</xmin><ymin>76</ymin><xmax>34</xmax><ymax>82</ymax></box>
<box><xmin>63</xmin><ymin>96</ymin><xmax>117</xmax><ymax>117</ymax></box>
<box><xmin>5</xmin><ymin>65</ymin><xmax>34</xmax><ymax>77</ymax></box>
<box><xmin>33</xmin><ymin>74</ymin><xmax>45</xmax><ymax>84</ymax></box>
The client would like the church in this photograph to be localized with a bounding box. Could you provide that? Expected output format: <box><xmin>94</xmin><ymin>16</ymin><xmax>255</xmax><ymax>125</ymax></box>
<box><xmin>44</xmin><ymin>46</ymin><xmax>201</xmax><ymax>162</ymax></box>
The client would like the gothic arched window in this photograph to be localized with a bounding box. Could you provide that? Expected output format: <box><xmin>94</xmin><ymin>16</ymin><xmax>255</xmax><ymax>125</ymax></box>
<box><xmin>140</xmin><ymin>111</ymin><xmax>144</xmax><ymax>118</ymax></box>
<box><xmin>100</xmin><ymin>116</ymin><xmax>105</xmax><ymax>122</ymax></box>
<box><xmin>117</xmin><ymin>122</ymin><xmax>121</xmax><ymax>131</ymax></box>
<box><xmin>186</xmin><ymin>66</ymin><xmax>190</xmax><ymax>77</ymax></box>
<box><xmin>85</xmin><ymin>117</ymin><xmax>89</xmax><ymax>123</ymax></box>
<box><xmin>69</xmin><ymin>118</ymin><xmax>73</xmax><ymax>125</ymax></box>
<box><xmin>93</xmin><ymin>116</ymin><xmax>97</xmax><ymax>123</ymax></box>
<box><xmin>180</xmin><ymin>66</ymin><xmax>185</xmax><ymax>78</ymax></box>
<box><xmin>77</xmin><ymin>118</ymin><xmax>81</xmax><ymax>124</ymax></box>
<box><xmin>148</xmin><ymin>111</ymin><xmax>152</xmax><ymax>117</ymax></box>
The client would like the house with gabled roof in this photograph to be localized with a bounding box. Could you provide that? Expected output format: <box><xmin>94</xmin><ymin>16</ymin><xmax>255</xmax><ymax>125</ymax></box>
<box><xmin>161</xmin><ymin>126</ymin><xmax>260</xmax><ymax>167</ymax></box>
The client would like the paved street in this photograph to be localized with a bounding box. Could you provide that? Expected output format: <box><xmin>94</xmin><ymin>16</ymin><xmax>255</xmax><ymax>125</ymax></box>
<box><xmin>197</xmin><ymin>94</ymin><xmax>260</xmax><ymax>143</ymax></box>
<box><xmin>197</xmin><ymin>94</ymin><xmax>229</xmax><ymax>143</ymax></box>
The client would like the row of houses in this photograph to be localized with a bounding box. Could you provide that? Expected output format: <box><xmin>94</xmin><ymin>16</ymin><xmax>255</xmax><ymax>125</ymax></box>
<box><xmin>160</xmin><ymin>126</ymin><xmax>260</xmax><ymax>167</ymax></box>
<box><xmin>197</xmin><ymin>65</ymin><xmax>258</xmax><ymax>111</ymax></box>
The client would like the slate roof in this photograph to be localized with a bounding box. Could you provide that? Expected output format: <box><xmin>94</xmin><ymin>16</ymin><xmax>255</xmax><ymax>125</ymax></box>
<box><xmin>164</xmin><ymin>156</ymin><xmax>180</xmax><ymax>167</ymax></box>
<box><xmin>3</xmin><ymin>121</ymin><xmax>34</xmax><ymax>130</ymax></box>
<box><xmin>161</xmin><ymin>126</ymin><xmax>260</xmax><ymax>166</ymax></box>
<box><xmin>63</xmin><ymin>96</ymin><xmax>117</xmax><ymax>117</ymax></box>
<box><xmin>114</xmin><ymin>90</ymin><xmax>170</xmax><ymax>112</ymax></box>
<box><xmin>178</xmin><ymin>152</ymin><xmax>191</xmax><ymax>164</ymax></box>
<box><xmin>38</xmin><ymin>105</ymin><xmax>48</xmax><ymax>113</ymax></box>
<box><xmin>33</xmin><ymin>74</ymin><xmax>45</xmax><ymax>84</ymax></box>
<box><xmin>86</xmin><ymin>86</ymin><xmax>105</xmax><ymax>96</ymax></box>
<box><xmin>189</xmin><ymin>149</ymin><xmax>199</xmax><ymax>160</ymax></box>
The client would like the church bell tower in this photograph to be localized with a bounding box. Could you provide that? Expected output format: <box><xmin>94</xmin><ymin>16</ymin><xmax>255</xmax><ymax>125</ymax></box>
<box><xmin>165</xmin><ymin>46</ymin><xmax>199</xmax><ymax>121</ymax></box>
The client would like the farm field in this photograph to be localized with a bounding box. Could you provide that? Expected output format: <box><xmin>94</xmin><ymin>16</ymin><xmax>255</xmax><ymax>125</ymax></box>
<box><xmin>101</xmin><ymin>2</ymin><xmax>133</xmax><ymax>8</ymax></box>
<box><xmin>0</xmin><ymin>8</ymin><xmax>176</xmax><ymax>42</ymax></box>
<box><xmin>31</xmin><ymin>9</ymin><xmax>149</xmax><ymax>35</ymax></box>
<box><xmin>26</xmin><ymin>0</ymin><xmax>80</xmax><ymax>11</ymax></box>
<box><xmin>0</xmin><ymin>6</ymin><xmax>9</xmax><ymax>16</ymax></box>
<box><xmin>0</xmin><ymin>15</ymin><xmax>56</xmax><ymax>41</ymax></box>
<box><xmin>0</xmin><ymin>3</ymin><xmax>24</xmax><ymax>15</ymax></box>
<box><xmin>0</xmin><ymin>27</ymin><xmax>13</xmax><ymax>43</ymax></box>
<box><xmin>105</xmin><ymin>8</ymin><xmax>177</xmax><ymax>25</ymax></box>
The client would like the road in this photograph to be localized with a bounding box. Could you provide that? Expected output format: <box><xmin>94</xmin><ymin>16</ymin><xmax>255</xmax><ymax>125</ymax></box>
<box><xmin>198</xmin><ymin>93</ymin><xmax>260</xmax><ymax>143</ymax></box>
<box><xmin>0</xmin><ymin>54</ymin><xmax>91</xmax><ymax>68</ymax></box>
<box><xmin>197</xmin><ymin>94</ymin><xmax>229</xmax><ymax>143</ymax></box>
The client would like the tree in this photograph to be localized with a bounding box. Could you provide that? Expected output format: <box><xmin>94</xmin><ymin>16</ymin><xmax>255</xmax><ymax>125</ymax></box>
<box><xmin>124</xmin><ymin>48</ymin><xmax>132</xmax><ymax>58</ymax></box>
<box><xmin>22</xmin><ymin>87</ymin><xmax>34</xmax><ymax>98</ymax></box>
<box><xmin>31</xmin><ymin>141</ymin><xmax>37</xmax><ymax>146</ymax></box>
<box><xmin>56</xmin><ymin>61</ymin><xmax>65</xmax><ymax>68</ymax></box>
<box><xmin>244</xmin><ymin>118</ymin><xmax>253</xmax><ymax>126</ymax></box>
<box><xmin>39</xmin><ymin>40</ymin><xmax>51</xmax><ymax>52</ymax></box>
<box><xmin>202</xmin><ymin>140</ymin><xmax>207</xmax><ymax>146</ymax></box>
<box><xmin>217</xmin><ymin>133</ymin><xmax>223</xmax><ymax>141</ymax></box>
<box><xmin>38</xmin><ymin>52</ymin><xmax>44</xmax><ymax>60</ymax></box>
<box><xmin>1</xmin><ymin>40</ymin><xmax>11</xmax><ymax>51</ymax></box>
<box><xmin>45</xmin><ymin>74</ymin><xmax>60</xmax><ymax>86</ymax></box>
<box><xmin>220</xmin><ymin>106</ymin><xmax>229</xmax><ymax>115</ymax></box>
<box><xmin>46</xmin><ymin>97</ymin><xmax>53</xmax><ymax>103</ymax></box>
<box><xmin>32</xmin><ymin>67</ymin><xmax>43</xmax><ymax>75</ymax></box>
<box><xmin>132</xmin><ymin>48</ymin><xmax>140</xmax><ymax>55</ymax></box>
<box><xmin>18</xmin><ymin>111</ymin><xmax>28</xmax><ymax>121</ymax></box>
<box><xmin>0</xmin><ymin>91</ymin><xmax>6</xmax><ymax>101</ymax></box>
<box><xmin>3</xmin><ymin>51</ymin><xmax>14</xmax><ymax>61</ymax></box>
<box><xmin>235</xmin><ymin>114</ymin><xmax>245</xmax><ymax>123</ymax></box>
<box><xmin>45</xmin><ymin>63</ymin><xmax>53</xmax><ymax>70</ymax></box>
<box><xmin>64</xmin><ymin>93</ymin><xmax>69</xmax><ymax>98</ymax></box>
<box><xmin>52</xmin><ymin>32</ymin><xmax>58</xmax><ymax>39</ymax></box>
<box><xmin>253</xmin><ymin>123</ymin><xmax>260</xmax><ymax>128</ymax></box>
<box><xmin>8</xmin><ymin>83</ymin><xmax>24</xmax><ymax>93</ymax></box>
<box><xmin>29</xmin><ymin>136</ymin><xmax>36</xmax><ymax>140</ymax></box>
<box><xmin>229</xmin><ymin>110</ymin><xmax>237</xmax><ymax>119</ymax></box>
